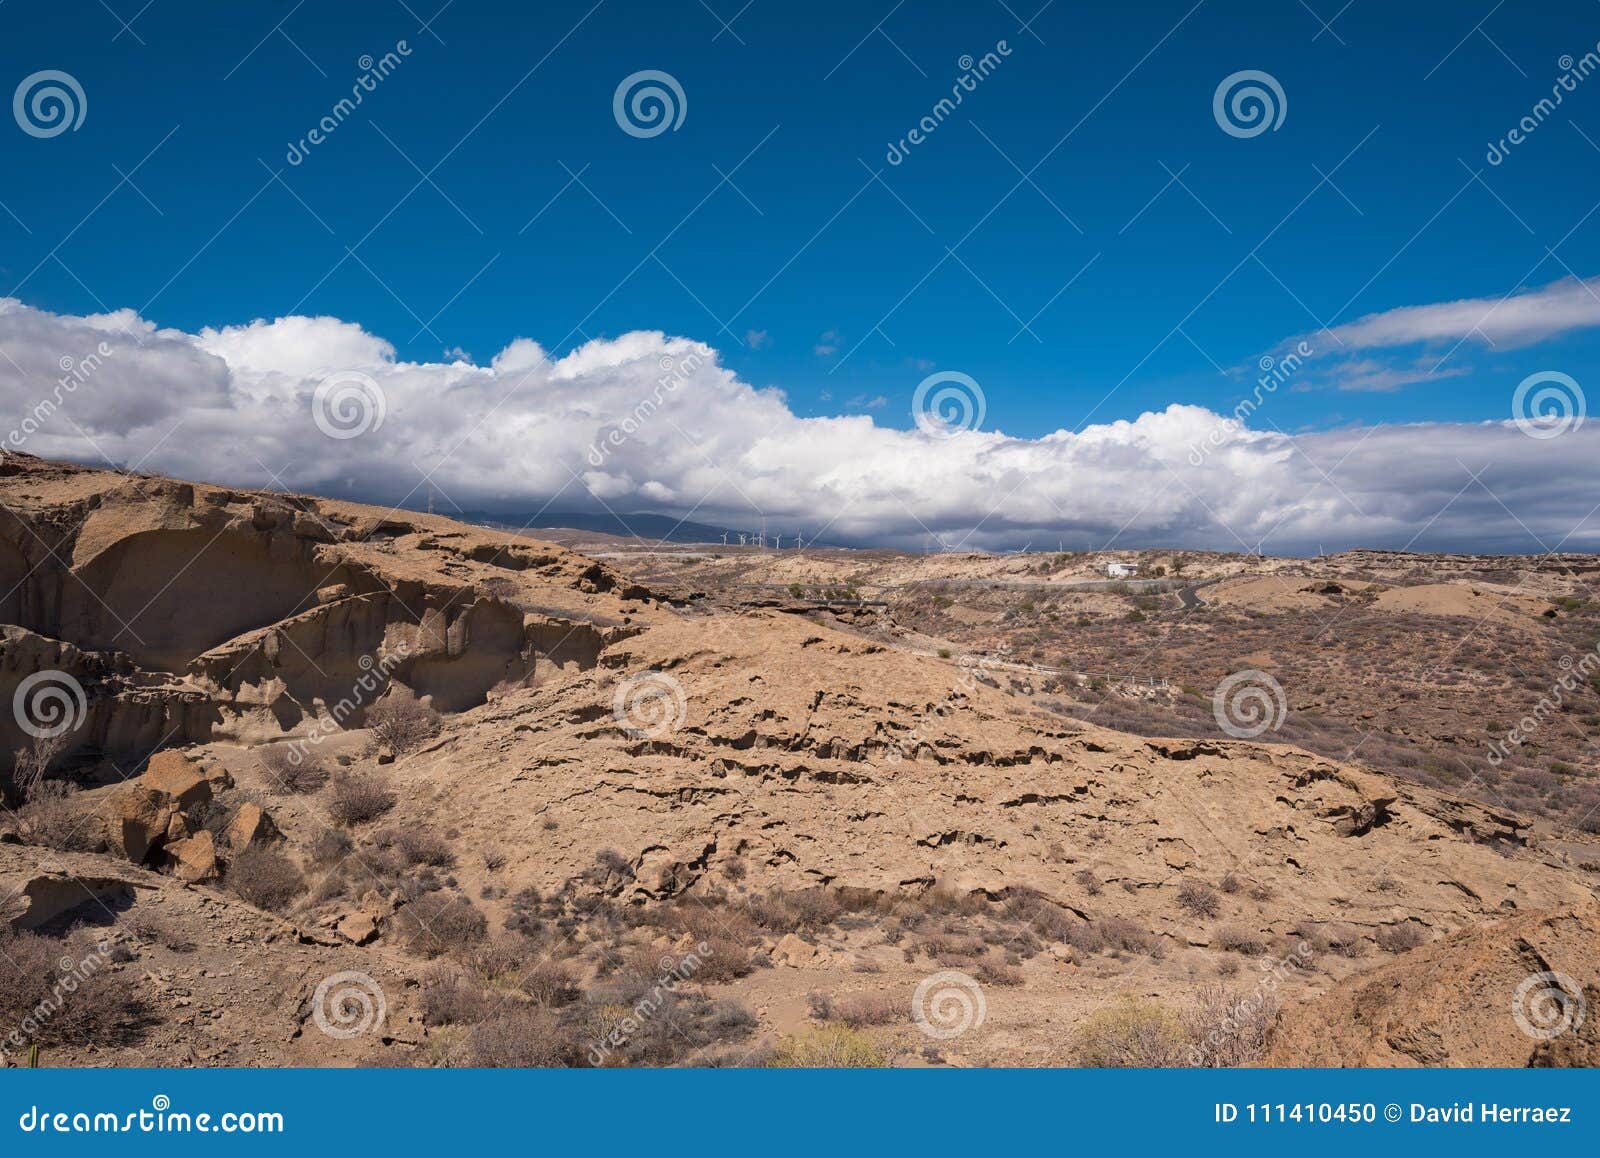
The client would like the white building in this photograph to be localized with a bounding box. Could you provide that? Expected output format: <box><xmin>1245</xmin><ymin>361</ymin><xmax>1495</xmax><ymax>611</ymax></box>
<box><xmin>1106</xmin><ymin>563</ymin><xmax>1139</xmax><ymax>579</ymax></box>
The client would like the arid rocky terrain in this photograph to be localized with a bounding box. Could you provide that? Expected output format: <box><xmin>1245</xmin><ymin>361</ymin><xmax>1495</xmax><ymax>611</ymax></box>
<box><xmin>2</xmin><ymin>453</ymin><xmax>1597</xmax><ymax>1068</ymax></box>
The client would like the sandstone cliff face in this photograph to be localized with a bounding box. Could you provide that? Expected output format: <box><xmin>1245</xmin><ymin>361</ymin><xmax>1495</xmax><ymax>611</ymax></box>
<box><xmin>0</xmin><ymin>454</ymin><xmax>649</xmax><ymax>763</ymax></box>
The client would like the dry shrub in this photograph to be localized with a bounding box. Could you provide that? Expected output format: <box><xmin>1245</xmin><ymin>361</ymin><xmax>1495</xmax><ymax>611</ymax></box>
<box><xmin>1376</xmin><ymin>920</ymin><xmax>1427</xmax><ymax>953</ymax></box>
<box><xmin>1073</xmin><ymin>868</ymin><xmax>1103</xmax><ymax>896</ymax></box>
<box><xmin>17</xmin><ymin>784</ymin><xmax>104</xmax><ymax>852</ymax></box>
<box><xmin>1073</xmin><ymin>999</ymin><xmax>1189</xmax><ymax>1066</ymax></box>
<box><xmin>574</xmin><ymin>989</ymin><xmax>757</xmax><ymax>1067</ymax></box>
<box><xmin>688</xmin><ymin>904</ymin><xmax>763</xmax><ymax>948</ymax></box>
<box><xmin>974</xmin><ymin>958</ymin><xmax>1024</xmax><ymax>987</ymax></box>
<box><xmin>124</xmin><ymin>907</ymin><xmax>196</xmax><ymax>953</ymax></box>
<box><xmin>746</xmin><ymin>887</ymin><xmax>846</xmax><ymax>933</ymax></box>
<box><xmin>1062</xmin><ymin>918</ymin><xmax>1105</xmax><ymax>955</ymax></box>
<box><xmin>0</xmin><ymin>928</ymin><xmax>144</xmax><ymax>1051</ymax></box>
<box><xmin>397</xmin><ymin>892</ymin><xmax>487</xmax><ymax>957</ymax></box>
<box><xmin>6</xmin><ymin>733</ymin><xmax>67</xmax><ymax>803</ymax></box>
<box><xmin>1213</xmin><ymin>922</ymin><xmax>1267</xmax><ymax>955</ymax></box>
<box><xmin>913</xmin><ymin>885</ymin><xmax>987</xmax><ymax>917</ymax></box>
<box><xmin>1184</xmin><ymin>985</ymin><xmax>1277</xmax><ymax>1067</ymax></box>
<box><xmin>366</xmin><ymin>697</ymin><xmax>441</xmax><ymax>755</ymax></box>
<box><xmin>228</xmin><ymin>846</ymin><xmax>305</xmax><ymax>912</ymax></box>
<box><xmin>308</xmin><ymin>828</ymin><xmax>352</xmax><ymax>866</ymax></box>
<box><xmin>467</xmin><ymin>1007</ymin><xmax>575</xmax><ymax>1067</ymax></box>
<box><xmin>768</xmin><ymin>1025</ymin><xmax>890</xmax><ymax>1068</ymax></box>
<box><xmin>691</xmin><ymin>935</ymin><xmax>754</xmax><ymax>983</ymax></box>
<box><xmin>834</xmin><ymin>993</ymin><xmax>902</xmax><ymax>1027</ymax></box>
<box><xmin>1295</xmin><ymin>920</ymin><xmax>1364</xmax><ymax>958</ymax></box>
<box><xmin>917</xmin><ymin>932</ymin><xmax>986</xmax><ymax>962</ymax></box>
<box><xmin>1096</xmin><ymin>915</ymin><xmax>1161</xmax><ymax>956</ymax></box>
<box><xmin>1321</xmin><ymin>923</ymin><xmax>1368</xmax><ymax>958</ymax></box>
<box><xmin>325</xmin><ymin>771</ymin><xmax>396</xmax><ymax>826</ymax></box>
<box><xmin>1177</xmin><ymin>878</ymin><xmax>1221</xmax><ymax>917</ymax></box>
<box><xmin>257</xmin><ymin>746</ymin><xmax>328</xmax><ymax>794</ymax></box>
<box><xmin>463</xmin><ymin>937</ymin><xmax>534</xmax><ymax>981</ymax></box>
<box><xmin>520</xmin><ymin>960</ymin><xmax>581</xmax><ymax>1007</ymax></box>
<box><xmin>1002</xmin><ymin>888</ymin><xmax>1077</xmax><ymax>942</ymax></box>
<box><xmin>418</xmin><ymin>966</ymin><xmax>495</xmax><ymax>1026</ymax></box>
<box><xmin>375</xmin><ymin>824</ymin><xmax>455</xmax><ymax>867</ymax></box>
<box><xmin>1218</xmin><ymin>872</ymin><xmax>1243</xmax><ymax>894</ymax></box>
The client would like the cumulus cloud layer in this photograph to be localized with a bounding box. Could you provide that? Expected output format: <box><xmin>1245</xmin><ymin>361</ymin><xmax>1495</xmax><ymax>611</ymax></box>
<box><xmin>1</xmin><ymin>297</ymin><xmax>1596</xmax><ymax>554</ymax></box>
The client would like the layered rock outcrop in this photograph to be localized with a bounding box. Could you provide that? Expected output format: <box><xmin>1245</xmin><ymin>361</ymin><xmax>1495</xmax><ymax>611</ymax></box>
<box><xmin>0</xmin><ymin>453</ymin><xmax>650</xmax><ymax>767</ymax></box>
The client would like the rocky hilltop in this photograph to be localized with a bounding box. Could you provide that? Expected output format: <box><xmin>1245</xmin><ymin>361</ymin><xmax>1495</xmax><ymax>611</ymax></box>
<box><xmin>1</xmin><ymin>453</ymin><xmax>1596</xmax><ymax>1068</ymax></box>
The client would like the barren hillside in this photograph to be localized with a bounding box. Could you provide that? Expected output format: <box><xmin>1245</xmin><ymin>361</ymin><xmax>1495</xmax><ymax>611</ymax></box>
<box><xmin>2</xmin><ymin>454</ymin><xmax>1597</xmax><ymax>1068</ymax></box>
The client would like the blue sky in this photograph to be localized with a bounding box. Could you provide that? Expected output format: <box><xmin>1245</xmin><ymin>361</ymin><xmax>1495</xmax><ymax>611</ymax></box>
<box><xmin>2</xmin><ymin>0</ymin><xmax>1599</xmax><ymax>550</ymax></box>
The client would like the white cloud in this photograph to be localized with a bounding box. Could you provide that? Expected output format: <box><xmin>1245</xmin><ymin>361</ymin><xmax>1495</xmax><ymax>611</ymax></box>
<box><xmin>2</xmin><ymin>297</ymin><xmax>1597</xmax><ymax>553</ymax></box>
<box><xmin>1320</xmin><ymin>276</ymin><xmax>1600</xmax><ymax>351</ymax></box>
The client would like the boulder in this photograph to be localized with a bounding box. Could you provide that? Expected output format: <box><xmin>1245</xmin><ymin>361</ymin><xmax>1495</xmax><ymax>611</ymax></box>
<box><xmin>4</xmin><ymin>869</ymin><xmax>137</xmax><ymax>930</ymax></box>
<box><xmin>168</xmin><ymin>832</ymin><xmax>220</xmax><ymax>883</ymax></box>
<box><xmin>108</xmin><ymin>786</ymin><xmax>179</xmax><ymax>864</ymax></box>
<box><xmin>772</xmin><ymin>932</ymin><xmax>816</xmax><ymax>967</ymax></box>
<box><xmin>142</xmin><ymin>751</ymin><xmax>213</xmax><ymax>811</ymax></box>
<box><xmin>336</xmin><ymin>911</ymin><xmax>378</xmax><ymax>945</ymax></box>
<box><xmin>226</xmin><ymin>803</ymin><xmax>278</xmax><ymax>850</ymax></box>
<box><xmin>164</xmin><ymin>810</ymin><xmax>195</xmax><ymax>843</ymax></box>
